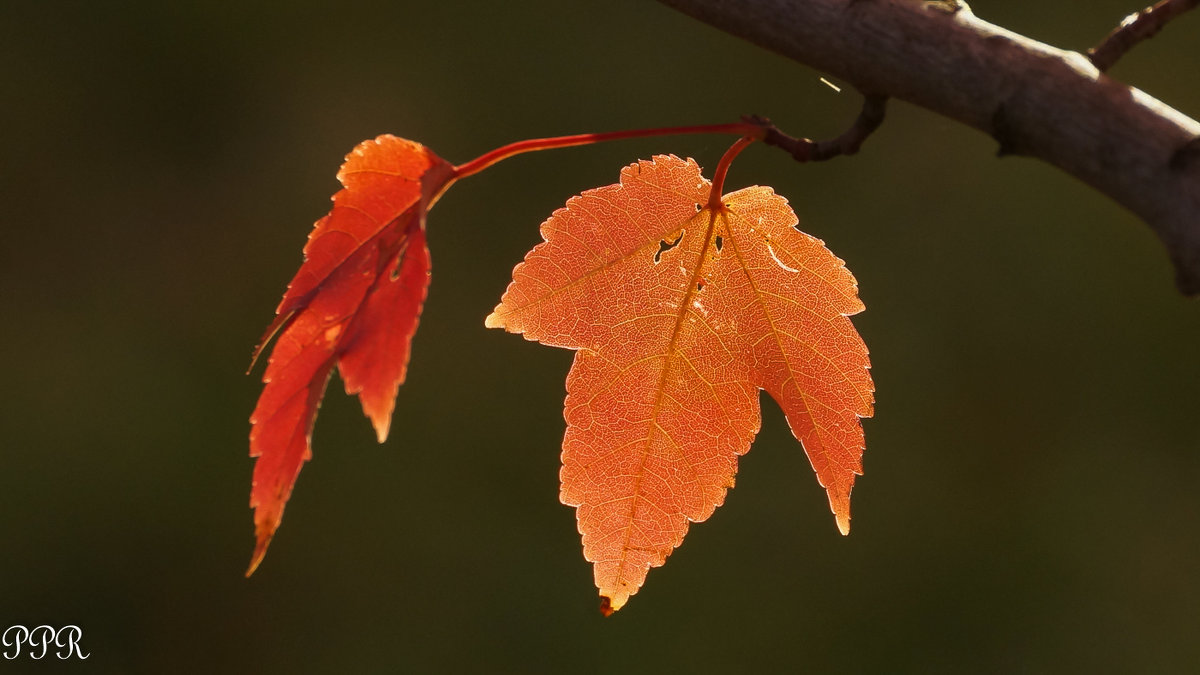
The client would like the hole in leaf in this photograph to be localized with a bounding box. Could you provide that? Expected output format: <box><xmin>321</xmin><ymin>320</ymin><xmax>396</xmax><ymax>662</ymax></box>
<box><xmin>654</xmin><ymin>231</ymin><xmax>684</xmax><ymax>264</ymax></box>
<box><xmin>714</xmin><ymin>235</ymin><xmax>723</xmax><ymax>252</ymax></box>
<box><xmin>694</xmin><ymin>202</ymin><xmax>702</xmax><ymax>212</ymax></box>
<box><xmin>389</xmin><ymin>263</ymin><xmax>402</xmax><ymax>281</ymax></box>
<box><xmin>697</xmin><ymin>281</ymin><xmax>705</xmax><ymax>291</ymax></box>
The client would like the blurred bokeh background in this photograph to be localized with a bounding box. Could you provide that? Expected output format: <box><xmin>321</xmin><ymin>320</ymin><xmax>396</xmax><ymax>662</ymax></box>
<box><xmin>2</xmin><ymin>1</ymin><xmax>1198</xmax><ymax>672</ymax></box>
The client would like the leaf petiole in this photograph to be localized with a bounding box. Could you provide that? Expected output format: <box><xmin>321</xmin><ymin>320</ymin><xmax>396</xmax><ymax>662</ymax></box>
<box><xmin>708</xmin><ymin>135</ymin><xmax>756</xmax><ymax>209</ymax></box>
<box><xmin>449</xmin><ymin>122</ymin><xmax>767</xmax><ymax>182</ymax></box>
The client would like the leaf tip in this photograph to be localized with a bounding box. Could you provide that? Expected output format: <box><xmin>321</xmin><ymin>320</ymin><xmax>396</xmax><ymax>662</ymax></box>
<box><xmin>598</xmin><ymin>595</ymin><xmax>619</xmax><ymax>617</ymax></box>
<box><xmin>370</xmin><ymin>415</ymin><xmax>391</xmax><ymax>444</ymax></box>
<box><xmin>246</xmin><ymin>535</ymin><xmax>272</xmax><ymax>578</ymax></box>
<box><xmin>248</xmin><ymin>309</ymin><xmax>297</xmax><ymax>374</ymax></box>
<box><xmin>836</xmin><ymin>512</ymin><xmax>851</xmax><ymax>536</ymax></box>
<box><xmin>483</xmin><ymin>310</ymin><xmax>505</xmax><ymax>330</ymax></box>
<box><xmin>246</xmin><ymin>504</ymin><xmax>283</xmax><ymax>577</ymax></box>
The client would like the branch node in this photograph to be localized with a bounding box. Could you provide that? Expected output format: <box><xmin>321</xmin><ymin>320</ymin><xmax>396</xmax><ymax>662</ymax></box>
<box><xmin>1168</xmin><ymin>137</ymin><xmax>1200</xmax><ymax>172</ymax></box>
<box><xmin>1173</xmin><ymin>255</ymin><xmax>1200</xmax><ymax>295</ymax></box>
<box><xmin>745</xmin><ymin>93</ymin><xmax>888</xmax><ymax>164</ymax></box>
<box><xmin>924</xmin><ymin>0</ymin><xmax>971</xmax><ymax>15</ymax></box>
<box><xmin>990</xmin><ymin>102</ymin><xmax>1021</xmax><ymax>158</ymax></box>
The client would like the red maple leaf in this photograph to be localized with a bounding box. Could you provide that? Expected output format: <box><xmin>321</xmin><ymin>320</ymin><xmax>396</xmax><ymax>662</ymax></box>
<box><xmin>247</xmin><ymin>135</ymin><xmax>454</xmax><ymax>575</ymax></box>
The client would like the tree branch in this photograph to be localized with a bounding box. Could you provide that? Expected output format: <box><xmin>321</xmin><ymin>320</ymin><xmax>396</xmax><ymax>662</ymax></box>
<box><xmin>1089</xmin><ymin>0</ymin><xmax>1199</xmax><ymax>72</ymax></box>
<box><xmin>658</xmin><ymin>0</ymin><xmax>1200</xmax><ymax>294</ymax></box>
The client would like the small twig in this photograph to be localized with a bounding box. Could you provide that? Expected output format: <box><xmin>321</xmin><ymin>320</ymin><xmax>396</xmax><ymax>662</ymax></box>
<box><xmin>1088</xmin><ymin>0</ymin><xmax>1199</xmax><ymax>72</ymax></box>
<box><xmin>745</xmin><ymin>94</ymin><xmax>889</xmax><ymax>163</ymax></box>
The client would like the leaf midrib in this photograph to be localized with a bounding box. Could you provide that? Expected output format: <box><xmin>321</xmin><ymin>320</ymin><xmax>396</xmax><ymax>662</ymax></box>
<box><xmin>610</xmin><ymin>205</ymin><xmax>722</xmax><ymax>596</ymax></box>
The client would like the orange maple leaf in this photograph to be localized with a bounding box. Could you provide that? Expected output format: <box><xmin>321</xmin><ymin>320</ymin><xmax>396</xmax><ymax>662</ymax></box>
<box><xmin>487</xmin><ymin>151</ymin><xmax>873</xmax><ymax>613</ymax></box>
<box><xmin>247</xmin><ymin>135</ymin><xmax>454</xmax><ymax>575</ymax></box>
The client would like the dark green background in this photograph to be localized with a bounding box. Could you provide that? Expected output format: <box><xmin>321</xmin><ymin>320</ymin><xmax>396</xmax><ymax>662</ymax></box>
<box><xmin>2</xmin><ymin>1</ymin><xmax>1198</xmax><ymax>672</ymax></box>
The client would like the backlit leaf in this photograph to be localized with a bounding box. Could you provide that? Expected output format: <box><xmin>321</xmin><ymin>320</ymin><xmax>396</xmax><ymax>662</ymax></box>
<box><xmin>487</xmin><ymin>155</ymin><xmax>873</xmax><ymax>612</ymax></box>
<box><xmin>247</xmin><ymin>135</ymin><xmax>454</xmax><ymax>575</ymax></box>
